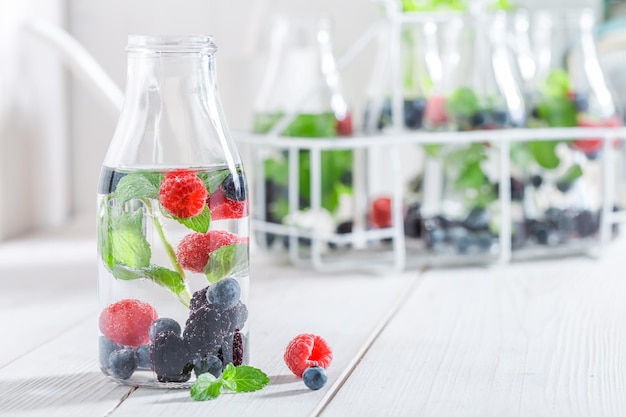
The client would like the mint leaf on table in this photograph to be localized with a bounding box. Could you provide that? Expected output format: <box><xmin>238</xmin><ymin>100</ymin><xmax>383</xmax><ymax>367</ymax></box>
<box><xmin>225</xmin><ymin>364</ymin><xmax>271</xmax><ymax>392</ymax></box>
<box><xmin>174</xmin><ymin>206</ymin><xmax>211</xmax><ymax>233</ymax></box>
<box><xmin>204</xmin><ymin>243</ymin><xmax>249</xmax><ymax>284</ymax></box>
<box><xmin>190</xmin><ymin>364</ymin><xmax>269</xmax><ymax>401</ymax></box>
<box><xmin>190</xmin><ymin>373</ymin><xmax>223</xmax><ymax>401</ymax></box>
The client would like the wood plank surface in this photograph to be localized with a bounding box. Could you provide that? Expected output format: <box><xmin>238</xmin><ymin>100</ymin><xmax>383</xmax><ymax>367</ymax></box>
<box><xmin>105</xmin><ymin>256</ymin><xmax>419</xmax><ymax>417</ymax></box>
<box><xmin>0</xmin><ymin>238</ymin><xmax>419</xmax><ymax>417</ymax></box>
<box><xmin>322</xmin><ymin>239</ymin><xmax>626</xmax><ymax>417</ymax></box>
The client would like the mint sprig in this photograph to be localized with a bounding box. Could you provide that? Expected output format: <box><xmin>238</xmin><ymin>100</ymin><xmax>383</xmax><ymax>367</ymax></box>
<box><xmin>190</xmin><ymin>364</ymin><xmax>269</xmax><ymax>401</ymax></box>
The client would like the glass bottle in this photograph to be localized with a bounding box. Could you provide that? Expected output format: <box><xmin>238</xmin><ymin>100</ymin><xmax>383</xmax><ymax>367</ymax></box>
<box><xmin>97</xmin><ymin>36</ymin><xmax>249</xmax><ymax>387</ymax></box>
<box><xmin>251</xmin><ymin>16</ymin><xmax>354</xmax><ymax>251</ymax></box>
<box><xmin>512</xmin><ymin>8</ymin><xmax>621</xmax><ymax>256</ymax></box>
<box><xmin>407</xmin><ymin>11</ymin><xmax>525</xmax><ymax>264</ymax></box>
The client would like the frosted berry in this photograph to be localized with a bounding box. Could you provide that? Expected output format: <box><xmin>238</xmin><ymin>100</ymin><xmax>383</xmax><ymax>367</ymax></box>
<box><xmin>224</xmin><ymin>301</ymin><xmax>248</xmax><ymax>332</ymax></box>
<box><xmin>303</xmin><ymin>366</ymin><xmax>328</xmax><ymax>390</ymax></box>
<box><xmin>150</xmin><ymin>331</ymin><xmax>193</xmax><ymax>383</ymax></box>
<box><xmin>99</xmin><ymin>299</ymin><xmax>158</xmax><ymax>347</ymax></box>
<box><xmin>149</xmin><ymin>318</ymin><xmax>181</xmax><ymax>342</ymax></box>
<box><xmin>109</xmin><ymin>348</ymin><xmax>138</xmax><ymax>380</ymax></box>
<box><xmin>176</xmin><ymin>230</ymin><xmax>241</xmax><ymax>273</ymax></box>
<box><xmin>159</xmin><ymin>170</ymin><xmax>208</xmax><ymax>218</ymax></box>
<box><xmin>207</xmin><ymin>278</ymin><xmax>241</xmax><ymax>311</ymax></box>
<box><xmin>99</xmin><ymin>336</ymin><xmax>121</xmax><ymax>369</ymax></box>
<box><xmin>208</xmin><ymin>186</ymin><xmax>248</xmax><ymax>221</ymax></box>
<box><xmin>135</xmin><ymin>344</ymin><xmax>151</xmax><ymax>369</ymax></box>
<box><xmin>193</xmin><ymin>354</ymin><xmax>223</xmax><ymax>378</ymax></box>
<box><xmin>190</xmin><ymin>286</ymin><xmax>210</xmax><ymax>311</ymax></box>
<box><xmin>284</xmin><ymin>333</ymin><xmax>333</xmax><ymax>378</ymax></box>
<box><xmin>183</xmin><ymin>305</ymin><xmax>229</xmax><ymax>357</ymax></box>
<box><xmin>221</xmin><ymin>173</ymin><xmax>247</xmax><ymax>202</ymax></box>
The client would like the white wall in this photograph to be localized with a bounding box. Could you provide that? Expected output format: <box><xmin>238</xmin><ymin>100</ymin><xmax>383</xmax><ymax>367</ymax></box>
<box><xmin>67</xmin><ymin>0</ymin><xmax>380</xmax><ymax>220</ymax></box>
<box><xmin>0</xmin><ymin>0</ymin><xmax>67</xmax><ymax>240</ymax></box>
<box><xmin>0</xmin><ymin>0</ymin><xmax>603</xmax><ymax>239</ymax></box>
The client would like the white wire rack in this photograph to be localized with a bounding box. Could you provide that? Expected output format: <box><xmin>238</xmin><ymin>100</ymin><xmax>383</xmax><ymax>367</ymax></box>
<box><xmin>236</xmin><ymin>125</ymin><xmax>626</xmax><ymax>274</ymax></box>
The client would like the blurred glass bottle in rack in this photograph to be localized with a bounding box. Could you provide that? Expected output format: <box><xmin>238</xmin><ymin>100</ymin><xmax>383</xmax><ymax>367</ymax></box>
<box><xmin>510</xmin><ymin>8</ymin><xmax>622</xmax><ymax>256</ymax></box>
<box><xmin>402</xmin><ymin>11</ymin><xmax>526</xmax><ymax>264</ymax></box>
<box><xmin>251</xmin><ymin>16</ymin><xmax>354</xmax><ymax>250</ymax></box>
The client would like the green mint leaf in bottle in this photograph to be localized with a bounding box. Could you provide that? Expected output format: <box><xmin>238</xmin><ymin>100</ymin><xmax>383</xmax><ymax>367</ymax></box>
<box><xmin>204</xmin><ymin>243</ymin><xmax>249</xmax><ymax>284</ymax></box>
<box><xmin>198</xmin><ymin>170</ymin><xmax>231</xmax><ymax>194</ymax></box>
<box><xmin>110</xmin><ymin>205</ymin><xmax>151</xmax><ymax>269</ymax></box>
<box><xmin>445</xmin><ymin>87</ymin><xmax>479</xmax><ymax>117</ymax></box>
<box><xmin>528</xmin><ymin>140</ymin><xmax>561</xmax><ymax>170</ymax></box>
<box><xmin>174</xmin><ymin>206</ymin><xmax>212</xmax><ymax>233</ymax></box>
<box><xmin>114</xmin><ymin>172</ymin><xmax>161</xmax><ymax>204</ymax></box>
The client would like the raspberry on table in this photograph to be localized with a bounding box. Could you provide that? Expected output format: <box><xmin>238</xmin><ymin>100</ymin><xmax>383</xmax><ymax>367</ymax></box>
<box><xmin>284</xmin><ymin>333</ymin><xmax>333</xmax><ymax>378</ymax></box>
<box><xmin>99</xmin><ymin>299</ymin><xmax>158</xmax><ymax>347</ymax></box>
<box><xmin>176</xmin><ymin>230</ymin><xmax>242</xmax><ymax>273</ymax></box>
<box><xmin>159</xmin><ymin>170</ymin><xmax>208</xmax><ymax>218</ymax></box>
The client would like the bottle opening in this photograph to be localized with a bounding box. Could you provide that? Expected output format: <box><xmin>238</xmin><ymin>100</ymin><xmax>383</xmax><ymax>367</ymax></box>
<box><xmin>126</xmin><ymin>35</ymin><xmax>217</xmax><ymax>54</ymax></box>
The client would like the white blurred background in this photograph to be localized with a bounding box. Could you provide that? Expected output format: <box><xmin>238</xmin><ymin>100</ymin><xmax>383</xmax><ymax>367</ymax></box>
<box><xmin>0</xmin><ymin>0</ymin><xmax>607</xmax><ymax>241</ymax></box>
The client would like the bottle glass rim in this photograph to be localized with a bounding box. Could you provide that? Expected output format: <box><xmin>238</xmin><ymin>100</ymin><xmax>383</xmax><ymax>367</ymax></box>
<box><xmin>126</xmin><ymin>35</ymin><xmax>217</xmax><ymax>54</ymax></box>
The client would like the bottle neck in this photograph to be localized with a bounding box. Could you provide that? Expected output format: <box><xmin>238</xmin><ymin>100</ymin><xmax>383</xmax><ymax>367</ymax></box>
<box><xmin>105</xmin><ymin>36</ymin><xmax>239</xmax><ymax>169</ymax></box>
<box><xmin>123</xmin><ymin>52</ymin><xmax>216</xmax><ymax>116</ymax></box>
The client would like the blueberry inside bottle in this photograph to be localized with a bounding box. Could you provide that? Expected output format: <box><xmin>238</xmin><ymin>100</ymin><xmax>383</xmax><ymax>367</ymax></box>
<box><xmin>97</xmin><ymin>36</ymin><xmax>250</xmax><ymax>387</ymax></box>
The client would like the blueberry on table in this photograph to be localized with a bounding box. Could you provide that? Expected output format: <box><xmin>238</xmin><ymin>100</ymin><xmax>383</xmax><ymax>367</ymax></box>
<box><xmin>303</xmin><ymin>366</ymin><xmax>328</xmax><ymax>390</ymax></box>
<box><xmin>207</xmin><ymin>278</ymin><xmax>241</xmax><ymax>311</ymax></box>
<box><xmin>109</xmin><ymin>348</ymin><xmax>138</xmax><ymax>380</ymax></box>
<box><xmin>149</xmin><ymin>318</ymin><xmax>182</xmax><ymax>342</ymax></box>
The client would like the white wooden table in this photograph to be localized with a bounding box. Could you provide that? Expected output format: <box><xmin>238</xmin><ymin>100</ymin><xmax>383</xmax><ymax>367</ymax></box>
<box><xmin>2</xmin><ymin>221</ymin><xmax>626</xmax><ymax>417</ymax></box>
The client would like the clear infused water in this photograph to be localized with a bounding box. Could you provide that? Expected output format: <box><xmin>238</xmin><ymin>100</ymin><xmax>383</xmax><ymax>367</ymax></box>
<box><xmin>97</xmin><ymin>165</ymin><xmax>249</xmax><ymax>387</ymax></box>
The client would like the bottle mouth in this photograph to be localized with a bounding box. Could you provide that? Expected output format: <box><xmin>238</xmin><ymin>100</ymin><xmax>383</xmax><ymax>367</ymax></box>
<box><xmin>126</xmin><ymin>36</ymin><xmax>217</xmax><ymax>54</ymax></box>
